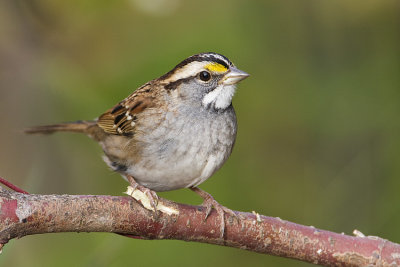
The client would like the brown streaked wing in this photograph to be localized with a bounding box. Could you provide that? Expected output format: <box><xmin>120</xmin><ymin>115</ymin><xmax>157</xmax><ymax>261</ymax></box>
<box><xmin>97</xmin><ymin>85</ymin><xmax>156</xmax><ymax>135</ymax></box>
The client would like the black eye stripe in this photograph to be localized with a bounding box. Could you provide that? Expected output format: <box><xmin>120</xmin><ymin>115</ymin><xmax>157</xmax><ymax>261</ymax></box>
<box><xmin>164</xmin><ymin>75</ymin><xmax>195</xmax><ymax>90</ymax></box>
<box><xmin>164</xmin><ymin>73</ymin><xmax>223</xmax><ymax>91</ymax></box>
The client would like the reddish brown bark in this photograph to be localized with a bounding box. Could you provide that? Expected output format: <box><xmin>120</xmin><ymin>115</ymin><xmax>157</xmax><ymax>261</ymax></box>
<box><xmin>0</xmin><ymin>185</ymin><xmax>399</xmax><ymax>266</ymax></box>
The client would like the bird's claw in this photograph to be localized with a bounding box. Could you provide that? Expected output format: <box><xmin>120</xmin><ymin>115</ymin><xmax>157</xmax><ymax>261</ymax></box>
<box><xmin>127</xmin><ymin>175</ymin><xmax>159</xmax><ymax>213</ymax></box>
<box><xmin>191</xmin><ymin>187</ymin><xmax>240</xmax><ymax>238</ymax></box>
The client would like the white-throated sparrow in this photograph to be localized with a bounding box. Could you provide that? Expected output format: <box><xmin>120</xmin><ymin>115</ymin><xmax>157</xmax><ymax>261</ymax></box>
<box><xmin>26</xmin><ymin>52</ymin><xmax>249</xmax><ymax>230</ymax></box>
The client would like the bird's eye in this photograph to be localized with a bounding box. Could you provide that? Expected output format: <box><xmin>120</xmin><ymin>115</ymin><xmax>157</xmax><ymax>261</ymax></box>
<box><xmin>199</xmin><ymin>71</ymin><xmax>211</xmax><ymax>82</ymax></box>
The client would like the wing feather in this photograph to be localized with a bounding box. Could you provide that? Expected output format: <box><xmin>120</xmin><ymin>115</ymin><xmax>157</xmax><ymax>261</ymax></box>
<box><xmin>97</xmin><ymin>83</ymin><xmax>156</xmax><ymax>135</ymax></box>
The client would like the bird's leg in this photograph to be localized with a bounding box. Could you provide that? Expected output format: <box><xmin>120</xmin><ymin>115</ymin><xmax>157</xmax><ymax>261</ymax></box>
<box><xmin>190</xmin><ymin>187</ymin><xmax>238</xmax><ymax>238</ymax></box>
<box><xmin>127</xmin><ymin>175</ymin><xmax>159</xmax><ymax>212</ymax></box>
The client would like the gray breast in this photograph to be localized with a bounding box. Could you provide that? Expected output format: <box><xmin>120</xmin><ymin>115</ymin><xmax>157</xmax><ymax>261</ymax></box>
<box><xmin>124</xmin><ymin>105</ymin><xmax>237</xmax><ymax>192</ymax></box>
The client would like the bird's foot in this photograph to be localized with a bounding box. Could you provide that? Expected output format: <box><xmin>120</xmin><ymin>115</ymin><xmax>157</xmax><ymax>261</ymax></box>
<box><xmin>127</xmin><ymin>175</ymin><xmax>159</xmax><ymax>212</ymax></box>
<box><xmin>190</xmin><ymin>187</ymin><xmax>239</xmax><ymax>238</ymax></box>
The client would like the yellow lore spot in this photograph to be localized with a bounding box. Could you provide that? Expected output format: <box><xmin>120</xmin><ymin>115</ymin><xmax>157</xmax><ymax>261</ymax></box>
<box><xmin>204</xmin><ymin>63</ymin><xmax>228</xmax><ymax>73</ymax></box>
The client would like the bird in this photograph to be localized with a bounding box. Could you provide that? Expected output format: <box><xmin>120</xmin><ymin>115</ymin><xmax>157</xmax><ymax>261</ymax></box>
<box><xmin>26</xmin><ymin>52</ymin><xmax>249</xmax><ymax>231</ymax></box>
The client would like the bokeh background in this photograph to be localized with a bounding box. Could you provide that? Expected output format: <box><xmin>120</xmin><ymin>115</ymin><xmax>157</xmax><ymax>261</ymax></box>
<box><xmin>1</xmin><ymin>0</ymin><xmax>399</xmax><ymax>266</ymax></box>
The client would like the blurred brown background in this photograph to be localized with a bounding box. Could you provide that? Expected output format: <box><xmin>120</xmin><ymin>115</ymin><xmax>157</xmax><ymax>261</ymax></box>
<box><xmin>1</xmin><ymin>0</ymin><xmax>399</xmax><ymax>266</ymax></box>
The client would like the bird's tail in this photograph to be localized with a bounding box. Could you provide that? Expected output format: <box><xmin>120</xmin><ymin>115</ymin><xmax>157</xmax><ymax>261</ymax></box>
<box><xmin>25</xmin><ymin>120</ymin><xmax>96</xmax><ymax>135</ymax></box>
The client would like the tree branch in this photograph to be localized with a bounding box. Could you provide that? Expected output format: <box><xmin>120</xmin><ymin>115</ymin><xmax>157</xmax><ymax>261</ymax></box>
<box><xmin>0</xmin><ymin>184</ymin><xmax>399</xmax><ymax>266</ymax></box>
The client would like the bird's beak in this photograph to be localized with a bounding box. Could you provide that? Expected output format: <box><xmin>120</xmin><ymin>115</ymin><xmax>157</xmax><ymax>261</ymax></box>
<box><xmin>222</xmin><ymin>67</ymin><xmax>250</xmax><ymax>85</ymax></box>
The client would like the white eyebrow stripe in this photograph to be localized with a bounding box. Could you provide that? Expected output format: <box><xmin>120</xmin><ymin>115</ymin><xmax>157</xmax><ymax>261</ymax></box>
<box><xmin>164</xmin><ymin>61</ymin><xmax>208</xmax><ymax>83</ymax></box>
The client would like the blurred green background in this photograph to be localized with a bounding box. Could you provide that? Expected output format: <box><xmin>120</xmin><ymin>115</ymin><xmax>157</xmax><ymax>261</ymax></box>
<box><xmin>1</xmin><ymin>0</ymin><xmax>399</xmax><ymax>266</ymax></box>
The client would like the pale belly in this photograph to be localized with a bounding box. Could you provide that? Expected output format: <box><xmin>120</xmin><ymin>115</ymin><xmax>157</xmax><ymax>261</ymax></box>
<box><xmin>101</xmin><ymin>107</ymin><xmax>237</xmax><ymax>192</ymax></box>
<box><xmin>127</xmin><ymin>145</ymin><xmax>230</xmax><ymax>191</ymax></box>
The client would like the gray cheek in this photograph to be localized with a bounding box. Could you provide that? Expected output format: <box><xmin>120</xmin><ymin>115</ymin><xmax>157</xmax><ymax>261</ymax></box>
<box><xmin>179</xmin><ymin>80</ymin><xmax>216</xmax><ymax>102</ymax></box>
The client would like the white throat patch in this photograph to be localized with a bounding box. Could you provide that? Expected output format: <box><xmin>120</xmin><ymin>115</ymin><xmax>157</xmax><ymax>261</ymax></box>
<box><xmin>202</xmin><ymin>84</ymin><xmax>236</xmax><ymax>110</ymax></box>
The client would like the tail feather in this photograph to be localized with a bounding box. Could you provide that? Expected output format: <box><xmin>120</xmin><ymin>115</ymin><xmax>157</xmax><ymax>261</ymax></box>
<box><xmin>25</xmin><ymin>120</ymin><xmax>96</xmax><ymax>135</ymax></box>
